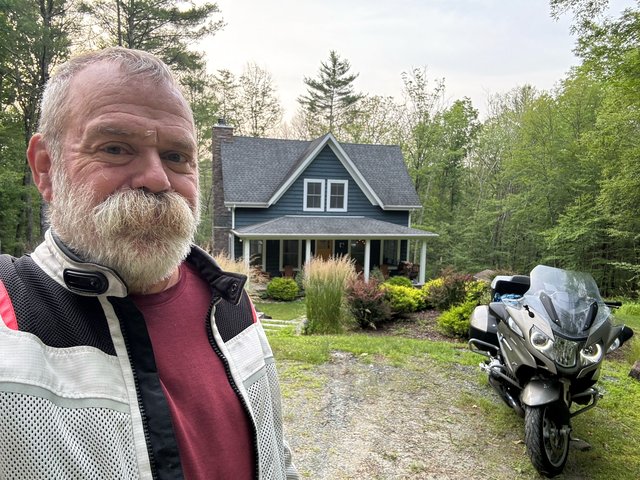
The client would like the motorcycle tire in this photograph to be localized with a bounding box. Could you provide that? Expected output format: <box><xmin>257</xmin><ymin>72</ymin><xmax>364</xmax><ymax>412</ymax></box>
<box><xmin>524</xmin><ymin>402</ymin><xmax>571</xmax><ymax>478</ymax></box>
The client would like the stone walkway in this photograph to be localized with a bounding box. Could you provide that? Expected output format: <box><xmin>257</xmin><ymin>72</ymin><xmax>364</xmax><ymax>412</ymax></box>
<box><xmin>258</xmin><ymin>313</ymin><xmax>304</xmax><ymax>333</ymax></box>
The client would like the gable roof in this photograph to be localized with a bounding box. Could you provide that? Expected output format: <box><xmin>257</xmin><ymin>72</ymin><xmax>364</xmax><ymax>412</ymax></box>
<box><xmin>220</xmin><ymin>133</ymin><xmax>421</xmax><ymax>210</ymax></box>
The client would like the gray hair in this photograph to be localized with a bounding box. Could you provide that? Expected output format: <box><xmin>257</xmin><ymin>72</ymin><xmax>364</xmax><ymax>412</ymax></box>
<box><xmin>38</xmin><ymin>47</ymin><xmax>193</xmax><ymax>162</ymax></box>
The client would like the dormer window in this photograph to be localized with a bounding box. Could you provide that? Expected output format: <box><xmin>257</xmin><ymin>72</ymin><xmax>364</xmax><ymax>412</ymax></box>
<box><xmin>304</xmin><ymin>179</ymin><xmax>325</xmax><ymax>212</ymax></box>
<box><xmin>303</xmin><ymin>178</ymin><xmax>348</xmax><ymax>212</ymax></box>
<box><xmin>327</xmin><ymin>180</ymin><xmax>348</xmax><ymax>212</ymax></box>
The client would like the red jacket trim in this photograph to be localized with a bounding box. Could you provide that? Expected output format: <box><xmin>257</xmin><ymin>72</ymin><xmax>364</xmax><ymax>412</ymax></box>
<box><xmin>0</xmin><ymin>280</ymin><xmax>18</xmax><ymax>330</ymax></box>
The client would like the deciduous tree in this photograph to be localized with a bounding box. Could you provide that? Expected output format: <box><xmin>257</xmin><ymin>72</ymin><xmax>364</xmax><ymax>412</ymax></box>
<box><xmin>237</xmin><ymin>62</ymin><xmax>282</xmax><ymax>137</ymax></box>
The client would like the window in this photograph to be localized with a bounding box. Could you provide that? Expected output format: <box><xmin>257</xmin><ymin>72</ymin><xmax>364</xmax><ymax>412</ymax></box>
<box><xmin>304</xmin><ymin>179</ymin><xmax>325</xmax><ymax>212</ymax></box>
<box><xmin>382</xmin><ymin>240</ymin><xmax>399</xmax><ymax>267</ymax></box>
<box><xmin>304</xmin><ymin>178</ymin><xmax>348</xmax><ymax>212</ymax></box>
<box><xmin>249</xmin><ymin>240</ymin><xmax>263</xmax><ymax>267</ymax></box>
<box><xmin>281</xmin><ymin>240</ymin><xmax>300</xmax><ymax>270</ymax></box>
<box><xmin>327</xmin><ymin>180</ymin><xmax>348</xmax><ymax>212</ymax></box>
<box><xmin>350</xmin><ymin>239</ymin><xmax>366</xmax><ymax>270</ymax></box>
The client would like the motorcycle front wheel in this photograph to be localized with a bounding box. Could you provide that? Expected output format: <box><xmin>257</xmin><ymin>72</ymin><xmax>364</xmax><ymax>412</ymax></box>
<box><xmin>524</xmin><ymin>402</ymin><xmax>571</xmax><ymax>478</ymax></box>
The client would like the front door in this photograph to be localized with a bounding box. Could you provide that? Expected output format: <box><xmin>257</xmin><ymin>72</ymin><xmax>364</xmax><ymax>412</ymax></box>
<box><xmin>316</xmin><ymin>240</ymin><xmax>333</xmax><ymax>260</ymax></box>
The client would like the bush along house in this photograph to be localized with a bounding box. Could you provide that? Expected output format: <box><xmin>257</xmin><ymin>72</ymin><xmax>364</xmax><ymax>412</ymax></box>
<box><xmin>211</xmin><ymin>120</ymin><xmax>437</xmax><ymax>284</ymax></box>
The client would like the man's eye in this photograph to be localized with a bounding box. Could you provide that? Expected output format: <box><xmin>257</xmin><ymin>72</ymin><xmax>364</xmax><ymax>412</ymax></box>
<box><xmin>103</xmin><ymin>145</ymin><xmax>128</xmax><ymax>155</ymax></box>
<box><xmin>164</xmin><ymin>152</ymin><xmax>187</xmax><ymax>163</ymax></box>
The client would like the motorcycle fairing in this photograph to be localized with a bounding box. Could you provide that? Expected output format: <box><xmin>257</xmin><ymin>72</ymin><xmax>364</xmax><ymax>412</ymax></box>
<box><xmin>521</xmin><ymin>378</ymin><xmax>562</xmax><ymax>407</ymax></box>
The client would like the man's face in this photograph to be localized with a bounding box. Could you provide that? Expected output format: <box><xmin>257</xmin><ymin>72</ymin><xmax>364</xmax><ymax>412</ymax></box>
<box><xmin>47</xmin><ymin>61</ymin><xmax>200</xmax><ymax>293</ymax></box>
<box><xmin>57</xmin><ymin>61</ymin><xmax>198</xmax><ymax>210</ymax></box>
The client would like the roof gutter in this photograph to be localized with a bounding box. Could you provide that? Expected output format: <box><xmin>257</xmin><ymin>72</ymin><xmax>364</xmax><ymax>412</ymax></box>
<box><xmin>231</xmin><ymin>231</ymin><xmax>439</xmax><ymax>240</ymax></box>
<box><xmin>224</xmin><ymin>201</ymin><xmax>269</xmax><ymax>208</ymax></box>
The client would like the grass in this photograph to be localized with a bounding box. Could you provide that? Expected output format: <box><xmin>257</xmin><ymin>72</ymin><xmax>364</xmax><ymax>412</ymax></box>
<box><xmin>254</xmin><ymin>299</ymin><xmax>306</xmax><ymax>321</ymax></box>
<box><xmin>303</xmin><ymin>256</ymin><xmax>356</xmax><ymax>334</ymax></box>
<box><xmin>265</xmin><ymin>298</ymin><xmax>640</xmax><ymax>480</ymax></box>
<box><xmin>268</xmin><ymin>330</ymin><xmax>477</xmax><ymax>367</ymax></box>
<box><xmin>612</xmin><ymin>302</ymin><xmax>640</xmax><ymax>364</ymax></box>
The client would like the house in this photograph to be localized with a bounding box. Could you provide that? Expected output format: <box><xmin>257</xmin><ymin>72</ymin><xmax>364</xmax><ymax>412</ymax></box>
<box><xmin>211</xmin><ymin>121</ymin><xmax>437</xmax><ymax>284</ymax></box>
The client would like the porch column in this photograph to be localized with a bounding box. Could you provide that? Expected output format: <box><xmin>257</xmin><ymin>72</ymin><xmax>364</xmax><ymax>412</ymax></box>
<box><xmin>243</xmin><ymin>239</ymin><xmax>250</xmax><ymax>272</ymax></box>
<box><xmin>305</xmin><ymin>239</ymin><xmax>312</xmax><ymax>264</ymax></box>
<box><xmin>364</xmin><ymin>239</ymin><xmax>371</xmax><ymax>283</ymax></box>
<box><xmin>419</xmin><ymin>240</ymin><xmax>427</xmax><ymax>285</ymax></box>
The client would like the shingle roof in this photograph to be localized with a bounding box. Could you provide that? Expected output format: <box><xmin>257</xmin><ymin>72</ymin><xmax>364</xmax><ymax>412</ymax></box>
<box><xmin>220</xmin><ymin>134</ymin><xmax>421</xmax><ymax>209</ymax></box>
<box><xmin>232</xmin><ymin>216</ymin><xmax>437</xmax><ymax>239</ymax></box>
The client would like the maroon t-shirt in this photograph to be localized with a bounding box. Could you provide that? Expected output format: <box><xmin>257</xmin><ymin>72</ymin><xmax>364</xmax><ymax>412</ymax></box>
<box><xmin>132</xmin><ymin>263</ymin><xmax>255</xmax><ymax>480</ymax></box>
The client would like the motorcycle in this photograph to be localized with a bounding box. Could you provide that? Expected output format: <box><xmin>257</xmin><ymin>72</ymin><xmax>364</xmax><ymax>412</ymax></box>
<box><xmin>468</xmin><ymin>265</ymin><xmax>634</xmax><ymax>478</ymax></box>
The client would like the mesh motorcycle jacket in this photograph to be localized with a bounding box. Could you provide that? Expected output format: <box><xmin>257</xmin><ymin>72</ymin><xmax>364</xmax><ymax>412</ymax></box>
<box><xmin>0</xmin><ymin>230</ymin><xmax>298</xmax><ymax>480</ymax></box>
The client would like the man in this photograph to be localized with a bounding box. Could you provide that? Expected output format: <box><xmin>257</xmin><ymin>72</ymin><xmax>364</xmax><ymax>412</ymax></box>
<box><xmin>0</xmin><ymin>47</ymin><xmax>298</xmax><ymax>480</ymax></box>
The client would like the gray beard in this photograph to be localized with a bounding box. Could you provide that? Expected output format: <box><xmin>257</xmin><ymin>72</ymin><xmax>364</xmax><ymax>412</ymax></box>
<box><xmin>48</xmin><ymin>169</ymin><xmax>200</xmax><ymax>294</ymax></box>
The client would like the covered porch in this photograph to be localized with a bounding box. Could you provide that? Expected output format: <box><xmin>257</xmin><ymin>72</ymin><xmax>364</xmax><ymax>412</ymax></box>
<box><xmin>231</xmin><ymin>216</ymin><xmax>437</xmax><ymax>284</ymax></box>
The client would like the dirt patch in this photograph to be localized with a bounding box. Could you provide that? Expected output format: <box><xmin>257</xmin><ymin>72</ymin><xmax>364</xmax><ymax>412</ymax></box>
<box><xmin>278</xmin><ymin>313</ymin><xmax>606</xmax><ymax>479</ymax></box>
<box><xmin>368</xmin><ymin>310</ymin><xmax>465</xmax><ymax>343</ymax></box>
<box><xmin>281</xmin><ymin>351</ymin><xmax>522</xmax><ymax>479</ymax></box>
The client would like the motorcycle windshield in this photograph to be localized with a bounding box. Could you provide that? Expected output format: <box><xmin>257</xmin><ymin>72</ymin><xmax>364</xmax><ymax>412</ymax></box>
<box><xmin>520</xmin><ymin>265</ymin><xmax>610</xmax><ymax>338</ymax></box>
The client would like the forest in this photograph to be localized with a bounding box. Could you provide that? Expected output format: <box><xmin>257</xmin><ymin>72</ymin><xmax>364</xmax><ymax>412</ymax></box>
<box><xmin>1</xmin><ymin>0</ymin><xmax>639</xmax><ymax>296</ymax></box>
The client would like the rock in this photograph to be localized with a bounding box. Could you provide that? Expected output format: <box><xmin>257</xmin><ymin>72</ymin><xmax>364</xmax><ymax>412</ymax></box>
<box><xmin>630</xmin><ymin>360</ymin><xmax>640</xmax><ymax>381</ymax></box>
<box><xmin>474</xmin><ymin>269</ymin><xmax>496</xmax><ymax>282</ymax></box>
<box><xmin>570</xmin><ymin>438</ymin><xmax>592</xmax><ymax>451</ymax></box>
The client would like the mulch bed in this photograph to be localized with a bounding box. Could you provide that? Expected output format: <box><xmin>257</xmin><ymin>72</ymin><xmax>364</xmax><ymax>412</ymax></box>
<box><xmin>367</xmin><ymin>310</ymin><xmax>466</xmax><ymax>344</ymax></box>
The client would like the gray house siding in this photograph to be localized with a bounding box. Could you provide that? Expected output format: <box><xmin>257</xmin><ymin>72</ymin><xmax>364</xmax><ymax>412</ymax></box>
<box><xmin>233</xmin><ymin>145</ymin><xmax>411</xmax><ymax>229</ymax></box>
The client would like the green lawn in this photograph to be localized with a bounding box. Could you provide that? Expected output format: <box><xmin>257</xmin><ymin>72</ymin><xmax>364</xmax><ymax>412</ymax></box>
<box><xmin>254</xmin><ymin>299</ymin><xmax>306</xmax><ymax>321</ymax></box>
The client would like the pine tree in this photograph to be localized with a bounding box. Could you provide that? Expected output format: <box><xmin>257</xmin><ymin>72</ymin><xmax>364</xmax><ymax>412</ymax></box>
<box><xmin>298</xmin><ymin>50</ymin><xmax>363</xmax><ymax>136</ymax></box>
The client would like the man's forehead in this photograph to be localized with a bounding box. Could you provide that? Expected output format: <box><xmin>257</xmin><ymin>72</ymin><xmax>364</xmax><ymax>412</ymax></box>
<box><xmin>88</xmin><ymin>123</ymin><xmax>196</xmax><ymax>150</ymax></box>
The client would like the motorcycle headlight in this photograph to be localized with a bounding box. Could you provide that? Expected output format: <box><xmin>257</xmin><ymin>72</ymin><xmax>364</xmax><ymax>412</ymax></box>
<box><xmin>552</xmin><ymin>337</ymin><xmax>580</xmax><ymax>368</ymax></box>
<box><xmin>529</xmin><ymin>328</ymin><xmax>580</xmax><ymax>368</ymax></box>
<box><xmin>530</xmin><ymin>327</ymin><xmax>553</xmax><ymax>354</ymax></box>
<box><xmin>580</xmin><ymin>342</ymin><xmax>603</xmax><ymax>365</ymax></box>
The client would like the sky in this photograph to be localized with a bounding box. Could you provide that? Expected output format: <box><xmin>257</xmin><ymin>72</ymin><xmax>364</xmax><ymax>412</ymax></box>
<box><xmin>199</xmin><ymin>0</ymin><xmax>633</xmax><ymax>121</ymax></box>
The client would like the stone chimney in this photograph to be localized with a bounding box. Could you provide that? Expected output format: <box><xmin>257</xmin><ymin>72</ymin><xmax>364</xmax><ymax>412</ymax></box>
<box><xmin>211</xmin><ymin>119</ymin><xmax>234</xmax><ymax>256</ymax></box>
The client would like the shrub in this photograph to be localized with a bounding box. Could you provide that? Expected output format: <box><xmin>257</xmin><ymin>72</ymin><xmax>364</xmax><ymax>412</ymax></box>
<box><xmin>369</xmin><ymin>267</ymin><xmax>386</xmax><ymax>284</ymax></box>
<box><xmin>385</xmin><ymin>275</ymin><xmax>413</xmax><ymax>288</ymax></box>
<box><xmin>437</xmin><ymin>300</ymin><xmax>476</xmax><ymax>338</ymax></box>
<box><xmin>303</xmin><ymin>256</ymin><xmax>356</xmax><ymax>334</ymax></box>
<box><xmin>422</xmin><ymin>268</ymin><xmax>473</xmax><ymax>310</ymax></box>
<box><xmin>347</xmin><ymin>278</ymin><xmax>393</xmax><ymax>329</ymax></box>
<box><xmin>294</xmin><ymin>270</ymin><xmax>305</xmax><ymax>294</ymax></box>
<box><xmin>618</xmin><ymin>302</ymin><xmax>640</xmax><ymax>317</ymax></box>
<box><xmin>266</xmin><ymin>277</ymin><xmax>299</xmax><ymax>301</ymax></box>
<box><xmin>465</xmin><ymin>280</ymin><xmax>491</xmax><ymax>305</ymax></box>
<box><xmin>382</xmin><ymin>284</ymin><xmax>424</xmax><ymax>314</ymax></box>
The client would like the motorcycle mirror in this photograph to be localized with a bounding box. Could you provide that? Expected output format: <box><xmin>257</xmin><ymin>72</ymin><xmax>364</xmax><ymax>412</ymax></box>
<box><xmin>582</xmin><ymin>301</ymin><xmax>598</xmax><ymax>331</ymax></box>
<box><xmin>539</xmin><ymin>292</ymin><xmax>560</xmax><ymax>324</ymax></box>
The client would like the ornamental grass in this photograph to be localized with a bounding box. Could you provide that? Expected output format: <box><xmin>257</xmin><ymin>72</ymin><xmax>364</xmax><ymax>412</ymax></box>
<box><xmin>213</xmin><ymin>253</ymin><xmax>256</xmax><ymax>295</ymax></box>
<box><xmin>303</xmin><ymin>256</ymin><xmax>357</xmax><ymax>334</ymax></box>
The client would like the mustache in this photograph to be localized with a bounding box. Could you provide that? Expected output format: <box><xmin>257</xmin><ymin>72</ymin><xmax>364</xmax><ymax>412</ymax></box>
<box><xmin>93</xmin><ymin>189</ymin><xmax>199</xmax><ymax>233</ymax></box>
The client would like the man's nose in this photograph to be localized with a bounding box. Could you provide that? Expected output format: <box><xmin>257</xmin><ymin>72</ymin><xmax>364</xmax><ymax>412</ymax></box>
<box><xmin>130</xmin><ymin>151</ymin><xmax>172</xmax><ymax>193</ymax></box>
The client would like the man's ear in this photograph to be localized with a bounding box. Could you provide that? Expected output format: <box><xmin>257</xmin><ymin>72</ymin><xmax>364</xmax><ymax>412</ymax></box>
<box><xmin>27</xmin><ymin>134</ymin><xmax>54</xmax><ymax>202</ymax></box>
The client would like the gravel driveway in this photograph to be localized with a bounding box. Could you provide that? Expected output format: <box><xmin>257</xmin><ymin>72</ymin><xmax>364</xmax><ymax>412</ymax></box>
<box><xmin>278</xmin><ymin>350</ymin><xmax>607</xmax><ymax>480</ymax></box>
